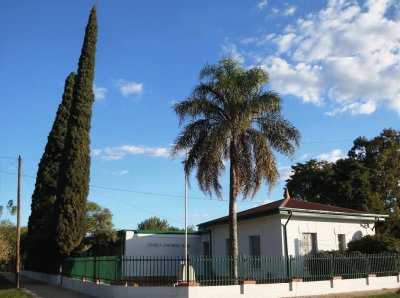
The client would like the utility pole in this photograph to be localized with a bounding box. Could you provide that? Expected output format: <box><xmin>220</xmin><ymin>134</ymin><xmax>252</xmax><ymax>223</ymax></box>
<box><xmin>15</xmin><ymin>155</ymin><xmax>21</xmax><ymax>288</ymax></box>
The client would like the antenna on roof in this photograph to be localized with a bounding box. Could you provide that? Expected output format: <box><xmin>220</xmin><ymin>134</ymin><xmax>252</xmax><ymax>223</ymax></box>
<box><xmin>284</xmin><ymin>187</ymin><xmax>291</xmax><ymax>200</ymax></box>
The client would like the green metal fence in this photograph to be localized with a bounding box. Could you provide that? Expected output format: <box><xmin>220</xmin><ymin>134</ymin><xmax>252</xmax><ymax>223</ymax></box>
<box><xmin>62</xmin><ymin>256</ymin><xmax>123</xmax><ymax>283</ymax></box>
<box><xmin>62</xmin><ymin>253</ymin><xmax>400</xmax><ymax>286</ymax></box>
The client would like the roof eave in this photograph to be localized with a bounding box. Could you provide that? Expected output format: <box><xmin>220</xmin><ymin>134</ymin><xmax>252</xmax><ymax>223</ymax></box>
<box><xmin>198</xmin><ymin>208</ymin><xmax>281</xmax><ymax>228</ymax></box>
<box><xmin>279</xmin><ymin>207</ymin><xmax>388</xmax><ymax>220</ymax></box>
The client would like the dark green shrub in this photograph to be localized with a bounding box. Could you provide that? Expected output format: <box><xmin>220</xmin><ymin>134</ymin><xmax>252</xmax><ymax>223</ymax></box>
<box><xmin>347</xmin><ymin>234</ymin><xmax>400</xmax><ymax>254</ymax></box>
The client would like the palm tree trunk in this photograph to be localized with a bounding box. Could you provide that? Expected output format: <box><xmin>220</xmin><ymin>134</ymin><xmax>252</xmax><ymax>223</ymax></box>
<box><xmin>229</xmin><ymin>141</ymin><xmax>239</xmax><ymax>284</ymax></box>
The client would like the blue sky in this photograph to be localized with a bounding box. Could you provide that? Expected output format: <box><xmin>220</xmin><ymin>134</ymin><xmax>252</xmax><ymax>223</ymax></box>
<box><xmin>0</xmin><ymin>0</ymin><xmax>399</xmax><ymax>230</ymax></box>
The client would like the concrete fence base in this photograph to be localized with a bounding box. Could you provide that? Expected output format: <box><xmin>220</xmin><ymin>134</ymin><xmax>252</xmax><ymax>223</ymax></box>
<box><xmin>21</xmin><ymin>270</ymin><xmax>400</xmax><ymax>298</ymax></box>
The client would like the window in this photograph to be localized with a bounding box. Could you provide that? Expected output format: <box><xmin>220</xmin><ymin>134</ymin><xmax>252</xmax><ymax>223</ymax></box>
<box><xmin>302</xmin><ymin>233</ymin><xmax>317</xmax><ymax>255</ymax></box>
<box><xmin>249</xmin><ymin>235</ymin><xmax>261</xmax><ymax>268</ymax></box>
<box><xmin>225</xmin><ymin>239</ymin><xmax>231</xmax><ymax>256</ymax></box>
<box><xmin>338</xmin><ymin>234</ymin><xmax>346</xmax><ymax>252</ymax></box>
<box><xmin>249</xmin><ymin>235</ymin><xmax>261</xmax><ymax>256</ymax></box>
<box><xmin>202</xmin><ymin>241</ymin><xmax>210</xmax><ymax>256</ymax></box>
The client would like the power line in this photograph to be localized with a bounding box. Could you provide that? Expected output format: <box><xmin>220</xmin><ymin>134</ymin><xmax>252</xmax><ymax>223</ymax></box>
<box><xmin>0</xmin><ymin>156</ymin><xmax>18</xmax><ymax>160</ymax></box>
<box><xmin>0</xmin><ymin>170</ymin><xmax>266</xmax><ymax>203</ymax></box>
<box><xmin>0</xmin><ymin>170</ymin><xmax>35</xmax><ymax>179</ymax></box>
<box><xmin>91</xmin><ymin>184</ymin><xmax>215</xmax><ymax>201</ymax></box>
<box><xmin>90</xmin><ymin>185</ymin><xmax>266</xmax><ymax>203</ymax></box>
<box><xmin>90</xmin><ymin>187</ymin><xmax>183</xmax><ymax>225</ymax></box>
<box><xmin>0</xmin><ymin>169</ymin><xmax>186</xmax><ymax>225</ymax></box>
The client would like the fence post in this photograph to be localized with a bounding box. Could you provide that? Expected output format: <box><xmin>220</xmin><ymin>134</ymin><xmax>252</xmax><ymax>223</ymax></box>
<box><xmin>186</xmin><ymin>254</ymin><xmax>190</xmax><ymax>283</ymax></box>
<box><xmin>366</xmin><ymin>255</ymin><xmax>371</xmax><ymax>275</ymax></box>
<box><xmin>60</xmin><ymin>260</ymin><xmax>63</xmax><ymax>286</ymax></box>
<box><xmin>330</xmin><ymin>255</ymin><xmax>334</xmax><ymax>277</ymax></box>
<box><xmin>94</xmin><ymin>256</ymin><xmax>97</xmax><ymax>282</ymax></box>
<box><xmin>397</xmin><ymin>254</ymin><xmax>400</xmax><ymax>273</ymax></box>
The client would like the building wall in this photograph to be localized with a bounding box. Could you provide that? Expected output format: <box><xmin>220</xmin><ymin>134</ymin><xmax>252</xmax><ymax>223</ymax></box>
<box><xmin>209</xmin><ymin>214</ymin><xmax>283</xmax><ymax>256</ymax></box>
<box><xmin>124</xmin><ymin>231</ymin><xmax>201</xmax><ymax>257</ymax></box>
<box><xmin>283</xmin><ymin>216</ymin><xmax>376</xmax><ymax>256</ymax></box>
<box><xmin>207</xmin><ymin>214</ymin><xmax>377</xmax><ymax>257</ymax></box>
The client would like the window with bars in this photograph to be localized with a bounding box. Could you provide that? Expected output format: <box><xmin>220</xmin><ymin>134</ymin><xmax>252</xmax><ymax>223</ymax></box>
<box><xmin>225</xmin><ymin>239</ymin><xmax>231</xmax><ymax>256</ymax></box>
<box><xmin>202</xmin><ymin>241</ymin><xmax>210</xmax><ymax>256</ymax></box>
<box><xmin>302</xmin><ymin>233</ymin><xmax>317</xmax><ymax>255</ymax></box>
<box><xmin>249</xmin><ymin>235</ymin><xmax>261</xmax><ymax>268</ymax></box>
<box><xmin>338</xmin><ymin>234</ymin><xmax>346</xmax><ymax>251</ymax></box>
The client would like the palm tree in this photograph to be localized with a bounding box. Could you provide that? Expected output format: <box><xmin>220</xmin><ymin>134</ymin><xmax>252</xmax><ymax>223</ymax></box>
<box><xmin>172</xmin><ymin>57</ymin><xmax>300</xmax><ymax>281</ymax></box>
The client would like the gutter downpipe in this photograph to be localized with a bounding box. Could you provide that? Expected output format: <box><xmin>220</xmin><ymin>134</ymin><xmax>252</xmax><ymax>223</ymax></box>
<box><xmin>283</xmin><ymin>211</ymin><xmax>293</xmax><ymax>279</ymax></box>
<box><xmin>372</xmin><ymin>217</ymin><xmax>379</xmax><ymax>231</ymax></box>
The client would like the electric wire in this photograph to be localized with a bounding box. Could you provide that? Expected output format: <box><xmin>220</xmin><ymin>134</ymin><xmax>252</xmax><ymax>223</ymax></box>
<box><xmin>0</xmin><ymin>170</ymin><xmax>267</xmax><ymax>203</ymax></box>
<box><xmin>0</xmin><ymin>156</ymin><xmax>18</xmax><ymax>160</ymax></box>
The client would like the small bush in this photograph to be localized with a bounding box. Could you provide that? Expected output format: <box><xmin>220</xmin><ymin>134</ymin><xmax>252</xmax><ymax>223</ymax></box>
<box><xmin>314</xmin><ymin>250</ymin><xmax>345</xmax><ymax>257</ymax></box>
<box><xmin>347</xmin><ymin>235</ymin><xmax>400</xmax><ymax>254</ymax></box>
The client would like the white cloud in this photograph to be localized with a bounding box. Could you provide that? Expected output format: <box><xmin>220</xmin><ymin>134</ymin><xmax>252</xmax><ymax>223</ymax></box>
<box><xmin>279</xmin><ymin>166</ymin><xmax>293</xmax><ymax>181</ymax></box>
<box><xmin>257</xmin><ymin>0</ymin><xmax>268</xmax><ymax>10</ymax></box>
<box><xmin>91</xmin><ymin>148</ymin><xmax>102</xmax><ymax>157</ymax></box>
<box><xmin>111</xmin><ymin>170</ymin><xmax>129</xmax><ymax>176</ymax></box>
<box><xmin>222</xmin><ymin>40</ymin><xmax>244</xmax><ymax>63</ymax></box>
<box><xmin>325</xmin><ymin>100</ymin><xmax>377</xmax><ymax>116</ymax></box>
<box><xmin>93</xmin><ymin>85</ymin><xmax>107</xmax><ymax>101</ymax></box>
<box><xmin>243</xmin><ymin>0</ymin><xmax>400</xmax><ymax>116</ymax></box>
<box><xmin>271</xmin><ymin>7</ymin><xmax>280</xmax><ymax>15</ymax></box>
<box><xmin>93</xmin><ymin>145</ymin><xmax>170</xmax><ymax>160</ymax></box>
<box><xmin>258</xmin><ymin>57</ymin><xmax>323</xmax><ymax>105</ymax></box>
<box><xmin>241</xmin><ymin>37</ymin><xmax>259</xmax><ymax>45</ymax></box>
<box><xmin>267</xmin><ymin>5</ymin><xmax>297</xmax><ymax>17</ymax></box>
<box><xmin>300</xmin><ymin>153</ymin><xmax>310</xmax><ymax>160</ymax></box>
<box><xmin>284</xmin><ymin>6</ymin><xmax>297</xmax><ymax>16</ymax></box>
<box><xmin>316</xmin><ymin>149</ymin><xmax>344</xmax><ymax>163</ymax></box>
<box><xmin>116</xmin><ymin>79</ymin><xmax>143</xmax><ymax>96</ymax></box>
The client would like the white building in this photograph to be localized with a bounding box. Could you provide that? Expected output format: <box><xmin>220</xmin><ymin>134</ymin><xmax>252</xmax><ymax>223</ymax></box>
<box><xmin>197</xmin><ymin>197</ymin><xmax>388</xmax><ymax>257</ymax></box>
<box><xmin>118</xmin><ymin>198</ymin><xmax>387</xmax><ymax>258</ymax></box>
<box><xmin>119</xmin><ymin>230</ymin><xmax>201</xmax><ymax>257</ymax></box>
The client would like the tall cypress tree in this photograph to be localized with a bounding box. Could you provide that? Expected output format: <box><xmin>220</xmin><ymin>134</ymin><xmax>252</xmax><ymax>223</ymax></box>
<box><xmin>26</xmin><ymin>72</ymin><xmax>76</xmax><ymax>272</ymax></box>
<box><xmin>56</xmin><ymin>5</ymin><xmax>97</xmax><ymax>256</ymax></box>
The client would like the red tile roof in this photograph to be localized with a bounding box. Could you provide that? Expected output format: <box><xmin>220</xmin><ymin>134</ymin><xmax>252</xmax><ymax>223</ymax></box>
<box><xmin>281</xmin><ymin>198</ymin><xmax>367</xmax><ymax>214</ymax></box>
<box><xmin>198</xmin><ymin>198</ymin><xmax>380</xmax><ymax>227</ymax></box>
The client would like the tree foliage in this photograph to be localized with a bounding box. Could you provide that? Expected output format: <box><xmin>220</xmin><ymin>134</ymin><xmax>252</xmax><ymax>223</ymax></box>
<box><xmin>74</xmin><ymin>201</ymin><xmax>118</xmax><ymax>256</ymax></box>
<box><xmin>0</xmin><ymin>221</ymin><xmax>27</xmax><ymax>264</ymax></box>
<box><xmin>173</xmin><ymin>57</ymin><xmax>300</xmax><ymax>280</ymax></box>
<box><xmin>286</xmin><ymin>128</ymin><xmax>399</xmax><ymax>214</ymax></box>
<box><xmin>25</xmin><ymin>72</ymin><xmax>76</xmax><ymax>273</ymax></box>
<box><xmin>25</xmin><ymin>6</ymin><xmax>98</xmax><ymax>270</ymax></box>
<box><xmin>284</xmin><ymin>159</ymin><xmax>334</xmax><ymax>203</ymax></box>
<box><xmin>136</xmin><ymin>216</ymin><xmax>196</xmax><ymax>232</ymax></box>
<box><xmin>137</xmin><ymin>216</ymin><xmax>170</xmax><ymax>231</ymax></box>
<box><xmin>348</xmin><ymin>128</ymin><xmax>400</xmax><ymax>214</ymax></box>
<box><xmin>0</xmin><ymin>200</ymin><xmax>17</xmax><ymax>218</ymax></box>
<box><xmin>286</xmin><ymin>128</ymin><xmax>400</xmax><ymax>239</ymax></box>
<box><xmin>0</xmin><ymin>234</ymin><xmax>10</xmax><ymax>264</ymax></box>
<box><xmin>56</xmin><ymin>5</ymin><xmax>97</xmax><ymax>257</ymax></box>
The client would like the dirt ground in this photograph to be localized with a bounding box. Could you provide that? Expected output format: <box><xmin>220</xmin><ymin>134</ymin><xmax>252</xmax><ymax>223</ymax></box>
<box><xmin>295</xmin><ymin>287</ymin><xmax>400</xmax><ymax>297</ymax></box>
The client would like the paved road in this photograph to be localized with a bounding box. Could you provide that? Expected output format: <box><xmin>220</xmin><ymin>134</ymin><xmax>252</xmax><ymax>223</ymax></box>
<box><xmin>1</xmin><ymin>272</ymin><xmax>95</xmax><ymax>298</ymax></box>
